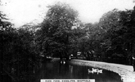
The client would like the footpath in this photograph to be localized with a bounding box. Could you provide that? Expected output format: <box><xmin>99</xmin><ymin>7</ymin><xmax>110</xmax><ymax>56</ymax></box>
<box><xmin>70</xmin><ymin>59</ymin><xmax>135</xmax><ymax>82</ymax></box>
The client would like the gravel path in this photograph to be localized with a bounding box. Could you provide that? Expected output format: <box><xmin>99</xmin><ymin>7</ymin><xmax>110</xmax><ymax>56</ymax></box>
<box><xmin>70</xmin><ymin>59</ymin><xmax>135</xmax><ymax>82</ymax></box>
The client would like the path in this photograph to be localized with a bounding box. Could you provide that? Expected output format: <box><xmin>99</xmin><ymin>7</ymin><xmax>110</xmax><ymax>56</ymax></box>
<box><xmin>70</xmin><ymin>59</ymin><xmax>135</xmax><ymax>82</ymax></box>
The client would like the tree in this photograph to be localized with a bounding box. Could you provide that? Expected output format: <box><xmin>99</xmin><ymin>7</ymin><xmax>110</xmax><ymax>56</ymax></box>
<box><xmin>0</xmin><ymin>11</ymin><xmax>41</xmax><ymax>82</ymax></box>
<box><xmin>97</xmin><ymin>9</ymin><xmax>126</xmax><ymax>61</ymax></box>
<box><xmin>38</xmin><ymin>2</ymin><xmax>78</xmax><ymax>59</ymax></box>
<box><xmin>98</xmin><ymin>7</ymin><xmax>135</xmax><ymax>65</ymax></box>
<box><xmin>117</xmin><ymin>7</ymin><xmax>135</xmax><ymax>67</ymax></box>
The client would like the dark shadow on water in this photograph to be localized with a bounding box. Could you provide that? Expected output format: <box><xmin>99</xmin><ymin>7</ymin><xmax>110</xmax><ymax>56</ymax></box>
<box><xmin>35</xmin><ymin>60</ymin><xmax>123</xmax><ymax>82</ymax></box>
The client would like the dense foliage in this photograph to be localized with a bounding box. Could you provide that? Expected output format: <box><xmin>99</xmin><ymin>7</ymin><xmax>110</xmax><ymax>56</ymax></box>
<box><xmin>0</xmin><ymin>12</ymin><xmax>40</xmax><ymax>82</ymax></box>
<box><xmin>37</xmin><ymin>3</ymin><xmax>78</xmax><ymax>59</ymax></box>
<box><xmin>1</xmin><ymin>2</ymin><xmax>135</xmax><ymax>82</ymax></box>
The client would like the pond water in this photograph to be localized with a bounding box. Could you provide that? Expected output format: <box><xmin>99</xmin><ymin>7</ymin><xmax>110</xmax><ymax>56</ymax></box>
<box><xmin>36</xmin><ymin>59</ymin><xmax>122</xmax><ymax>82</ymax></box>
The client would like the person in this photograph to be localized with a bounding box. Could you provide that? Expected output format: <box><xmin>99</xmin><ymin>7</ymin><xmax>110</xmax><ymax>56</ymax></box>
<box><xmin>132</xmin><ymin>56</ymin><xmax>135</xmax><ymax>72</ymax></box>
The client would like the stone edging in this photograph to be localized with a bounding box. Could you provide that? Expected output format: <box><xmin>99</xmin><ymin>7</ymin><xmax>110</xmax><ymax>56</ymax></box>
<box><xmin>70</xmin><ymin>59</ymin><xmax>135</xmax><ymax>82</ymax></box>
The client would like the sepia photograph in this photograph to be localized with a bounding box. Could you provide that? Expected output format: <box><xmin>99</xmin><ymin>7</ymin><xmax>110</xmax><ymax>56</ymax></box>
<box><xmin>0</xmin><ymin>0</ymin><xmax>135</xmax><ymax>82</ymax></box>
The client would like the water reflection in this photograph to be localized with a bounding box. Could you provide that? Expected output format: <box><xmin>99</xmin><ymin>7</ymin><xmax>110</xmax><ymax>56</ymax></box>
<box><xmin>37</xmin><ymin>60</ymin><xmax>122</xmax><ymax>82</ymax></box>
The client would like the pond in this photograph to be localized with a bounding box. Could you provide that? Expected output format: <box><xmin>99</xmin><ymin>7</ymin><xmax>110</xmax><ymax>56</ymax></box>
<box><xmin>35</xmin><ymin>59</ymin><xmax>122</xmax><ymax>82</ymax></box>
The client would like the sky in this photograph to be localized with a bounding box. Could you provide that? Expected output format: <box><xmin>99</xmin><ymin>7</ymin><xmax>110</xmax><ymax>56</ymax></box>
<box><xmin>1</xmin><ymin>0</ymin><xmax>135</xmax><ymax>27</ymax></box>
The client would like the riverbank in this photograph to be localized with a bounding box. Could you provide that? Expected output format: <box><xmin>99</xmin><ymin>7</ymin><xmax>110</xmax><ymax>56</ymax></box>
<box><xmin>70</xmin><ymin>59</ymin><xmax>135</xmax><ymax>82</ymax></box>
